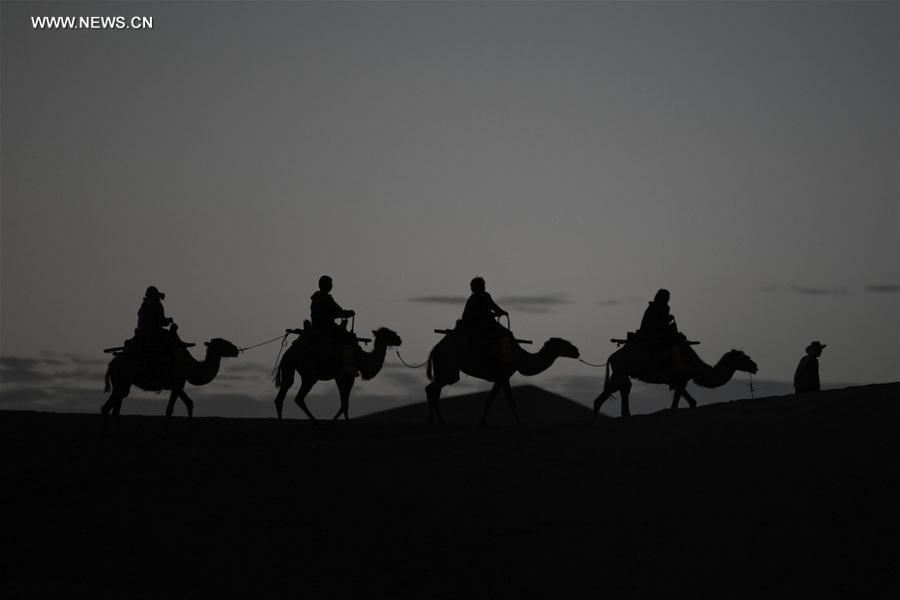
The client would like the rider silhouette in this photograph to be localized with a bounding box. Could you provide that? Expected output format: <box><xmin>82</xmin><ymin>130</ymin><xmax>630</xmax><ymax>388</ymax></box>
<box><xmin>134</xmin><ymin>286</ymin><xmax>177</xmax><ymax>353</ymax></box>
<box><xmin>638</xmin><ymin>289</ymin><xmax>679</xmax><ymax>343</ymax></box>
<box><xmin>310</xmin><ymin>275</ymin><xmax>355</xmax><ymax>334</ymax></box>
<box><xmin>308</xmin><ymin>275</ymin><xmax>356</xmax><ymax>371</ymax></box>
<box><xmin>461</xmin><ymin>277</ymin><xmax>509</xmax><ymax>336</ymax></box>
<box><xmin>458</xmin><ymin>277</ymin><xmax>515</xmax><ymax>363</ymax></box>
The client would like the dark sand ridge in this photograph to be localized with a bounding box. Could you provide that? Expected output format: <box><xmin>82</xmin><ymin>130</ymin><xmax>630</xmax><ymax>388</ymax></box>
<box><xmin>3</xmin><ymin>382</ymin><xmax>899</xmax><ymax>597</ymax></box>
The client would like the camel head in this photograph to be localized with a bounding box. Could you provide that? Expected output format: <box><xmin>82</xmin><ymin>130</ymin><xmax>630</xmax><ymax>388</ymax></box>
<box><xmin>724</xmin><ymin>349</ymin><xmax>757</xmax><ymax>375</ymax></box>
<box><xmin>204</xmin><ymin>338</ymin><xmax>240</xmax><ymax>358</ymax></box>
<box><xmin>543</xmin><ymin>338</ymin><xmax>580</xmax><ymax>360</ymax></box>
<box><xmin>372</xmin><ymin>327</ymin><xmax>402</xmax><ymax>348</ymax></box>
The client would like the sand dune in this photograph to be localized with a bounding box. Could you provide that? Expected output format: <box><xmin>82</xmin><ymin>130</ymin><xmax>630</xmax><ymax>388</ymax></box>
<box><xmin>3</xmin><ymin>382</ymin><xmax>899</xmax><ymax>597</ymax></box>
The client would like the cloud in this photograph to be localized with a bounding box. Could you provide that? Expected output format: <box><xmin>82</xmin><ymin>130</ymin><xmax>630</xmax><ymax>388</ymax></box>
<box><xmin>494</xmin><ymin>294</ymin><xmax>571</xmax><ymax>314</ymax></box>
<box><xmin>759</xmin><ymin>285</ymin><xmax>848</xmax><ymax>296</ymax></box>
<box><xmin>408</xmin><ymin>294</ymin><xmax>571</xmax><ymax>314</ymax></box>
<box><xmin>865</xmin><ymin>284</ymin><xmax>900</xmax><ymax>294</ymax></box>
<box><xmin>0</xmin><ymin>357</ymin><xmax>46</xmax><ymax>383</ymax></box>
<box><xmin>597</xmin><ymin>296</ymin><xmax>639</xmax><ymax>307</ymax></box>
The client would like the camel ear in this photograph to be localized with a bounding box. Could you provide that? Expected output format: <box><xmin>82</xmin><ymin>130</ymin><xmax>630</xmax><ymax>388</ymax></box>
<box><xmin>204</xmin><ymin>342</ymin><xmax>210</xmax><ymax>347</ymax></box>
<box><xmin>372</xmin><ymin>330</ymin><xmax>377</xmax><ymax>336</ymax></box>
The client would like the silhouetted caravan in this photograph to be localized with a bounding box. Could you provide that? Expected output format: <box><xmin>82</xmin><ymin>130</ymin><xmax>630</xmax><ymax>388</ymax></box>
<box><xmin>100</xmin><ymin>286</ymin><xmax>241</xmax><ymax>423</ymax></box>
<box><xmin>426</xmin><ymin>331</ymin><xmax>579</xmax><ymax>427</ymax></box>
<box><xmin>273</xmin><ymin>275</ymin><xmax>401</xmax><ymax>421</ymax></box>
<box><xmin>273</xmin><ymin>326</ymin><xmax>402</xmax><ymax>421</ymax></box>
<box><xmin>593</xmin><ymin>341</ymin><xmax>757</xmax><ymax>417</ymax></box>
<box><xmin>425</xmin><ymin>278</ymin><xmax>579</xmax><ymax>426</ymax></box>
<box><xmin>102</xmin><ymin>337</ymin><xmax>240</xmax><ymax>422</ymax></box>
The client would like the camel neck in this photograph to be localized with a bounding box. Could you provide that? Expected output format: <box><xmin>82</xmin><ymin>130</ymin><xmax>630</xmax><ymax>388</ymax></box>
<box><xmin>517</xmin><ymin>344</ymin><xmax>556</xmax><ymax>376</ymax></box>
<box><xmin>187</xmin><ymin>349</ymin><xmax>222</xmax><ymax>386</ymax></box>
<box><xmin>692</xmin><ymin>356</ymin><xmax>734</xmax><ymax>388</ymax></box>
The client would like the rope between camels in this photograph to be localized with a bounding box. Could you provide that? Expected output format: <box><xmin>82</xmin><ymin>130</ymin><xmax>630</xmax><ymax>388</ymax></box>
<box><xmin>578</xmin><ymin>358</ymin><xmax>607</xmax><ymax>368</ymax></box>
<box><xmin>238</xmin><ymin>334</ymin><xmax>288</xmax><ymax>353</ymax></box>
<box><xmin>395</xmin><ymin>350</ymin><xmax>428</xmax><ymax>369</ymax></box>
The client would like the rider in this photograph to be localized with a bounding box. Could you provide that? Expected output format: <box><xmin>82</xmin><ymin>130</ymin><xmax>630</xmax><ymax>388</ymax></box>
<box><xmin>460</xmin><ymin>277</ymin><xmax>514</xmax><ymax>362</ymax></box>
<box><xmin>638</xmin><ymin>289</ymin><xmax>678</xmax><ymax>342</ymax></box>
<box><xmin>134</xmin><ymin>285</ymin><xmax>176</xmax><ymax>353</ymax></box>
<box><xmin>636</xmin><ymin>288</ymin><xmax>683</xmax><ymax>368</ymax></box>
<box><xmin>309</xmin><ymin>275</ymin><xmax>356</xmax><ymax>370</ymax></box>
<box><xmin>310</xmin><ymin>275</ymin><xmax>355</xmax><ymax>334</ymax></box>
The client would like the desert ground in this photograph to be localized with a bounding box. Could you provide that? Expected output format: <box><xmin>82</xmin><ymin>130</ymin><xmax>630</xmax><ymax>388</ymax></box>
<box><xmin>3</xmin><ymin>382</ymin><xmax>899</xmax><ymax>598</ymax></box>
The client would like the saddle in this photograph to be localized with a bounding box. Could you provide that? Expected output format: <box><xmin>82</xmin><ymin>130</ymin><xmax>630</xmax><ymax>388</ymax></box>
<box><xmin>289</xmin><ymin>320</ymin><xmax>361</xmax><ymax>374</ymax></box>
<box><xmin>104</xmin><ymin>329</ymin><xmax>194</xmax><ymax>356</ymax></box>
<box><xmin>435</xmin><ymin>321</ymin><xmax>521</xmax><ymax>365</ymax></box>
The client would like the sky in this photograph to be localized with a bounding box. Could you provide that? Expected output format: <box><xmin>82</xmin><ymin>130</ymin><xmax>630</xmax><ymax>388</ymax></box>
<box><xmin>1</xmin><ymin>1</ymin><xmax>898</xmax><ymax>418</ymax></box>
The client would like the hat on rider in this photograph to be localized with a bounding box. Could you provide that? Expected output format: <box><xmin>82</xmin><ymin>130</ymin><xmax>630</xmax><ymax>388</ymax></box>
<box><xmin>806</xmin><ymin>341</ymin><xmax>826</xmax><ymax>354</ymax></box>
<box><xmin>145</xmin><ymin>286</ymin><xmax>165</xmax><ymax>300</ymax></box>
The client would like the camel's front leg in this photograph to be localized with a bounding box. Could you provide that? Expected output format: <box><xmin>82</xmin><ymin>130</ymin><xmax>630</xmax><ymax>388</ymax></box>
<box><xmin>680</xmin><ymin>387</ymin><xmax>698</xmax><ymax>408</ymax></box>
<box><xmin>671</xmin><ymin>388</ymin><xmax>682</xmax><ymax>410</ymax></box>
<box><xmin>179</xmin><ymin>390</ymin><xmax>195</xmax><ymax>419</ymax></box>
<box><xmin>332</xmin><ymin>376</ymin><xmax>354</xmax><ymax>423</ymax></box>
<box><xmin>480</xmin><ymin>383</ymin><xmax>501</xmax><ymax>427</ymax></box>
<box><xmin>294</xmin><ymin>377</ymin><xmax>318</xmax><ymax>422</ymax></box>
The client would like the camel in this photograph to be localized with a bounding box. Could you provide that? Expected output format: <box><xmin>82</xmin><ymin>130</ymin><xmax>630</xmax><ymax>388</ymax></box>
<box><xmin>425</xmin><ymin>334</ymin><xmax>580</xmax><ymax>427</ymax></box>
<box><xmin>273</xmin><ymin>327</ymin><xmax>402</xmax><ymax>422</ymax></box>
<box><xmin>593</xmin><ymin>343</ymin><xmax>758</xmax><ymax>418</ymax></box>
<box><xmin>101</xmin><ymin>338</ymin><xmax>240</xmax><ymax>423</ymax></box>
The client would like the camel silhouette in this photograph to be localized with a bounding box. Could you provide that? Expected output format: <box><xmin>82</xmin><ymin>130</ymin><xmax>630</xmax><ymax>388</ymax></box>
<box><xmin>101</xmin><ymin>338</ymin><xmax>240</xmax><ymax>423</ymax></box>
<box><xmin>593</xmin><ymin>344</ymin><xmax>758</xmax><ymax>418</ymax></box>
<box><xmin>273</xmin><ymin>327</ymin><xmax>402</xmax><ymax>422</ymax></box>
<box><xmin>425</xmin><ymin>335</ymin><xmax>579</xmax><ymax>427</ymax></box>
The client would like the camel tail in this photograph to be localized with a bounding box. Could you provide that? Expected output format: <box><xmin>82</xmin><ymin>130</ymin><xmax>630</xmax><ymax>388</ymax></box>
<box><xmin>104</xmin><ymin>367</ymin><xmax>111</xmax><ymax>393</ymax></box>
<box><xmin>273</xmin><ymin>353</ymin><xmax>287</xmax><ymax>389</ymax></box>
<box><xmin>426</xmin><ymin>349</ymin><xmax>434</xmax><ymax>381</ymax></box>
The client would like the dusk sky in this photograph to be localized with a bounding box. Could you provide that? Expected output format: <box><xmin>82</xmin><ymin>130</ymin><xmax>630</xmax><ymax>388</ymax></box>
<box><xmin>1</xmin><ymin>1</ymin><xmax>898</xmax><ymax>417</ymax></box>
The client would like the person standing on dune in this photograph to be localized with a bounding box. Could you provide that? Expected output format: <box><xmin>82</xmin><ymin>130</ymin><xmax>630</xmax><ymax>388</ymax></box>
<box><xmin>794</xmin><ymin>341</ymin><xmax>826</xmax><ymax>393</ymax></box>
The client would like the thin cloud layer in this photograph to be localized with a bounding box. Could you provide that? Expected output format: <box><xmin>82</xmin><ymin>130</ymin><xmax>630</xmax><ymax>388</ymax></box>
<box><xmin>865</xmin><ymin>284</ymin><xmax>900</xmax><ymax>293</ymax></box>
<box><xmin>408</xmin><ymin>294</ymin><xmax>570</xmax><ymax>314</ymax></box>
<box><xmin>759</xmin><ymin>285</ymin><xmax>849</xmax><ymax>296</ymax></box>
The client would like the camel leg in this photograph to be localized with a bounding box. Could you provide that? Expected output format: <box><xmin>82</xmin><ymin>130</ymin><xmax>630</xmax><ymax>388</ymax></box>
<box><xmin>501</xmin><ymin>380</ymin><xmax>523</xmax><ymax>427</ymax></box>
<box><xmin>425</xmin><ymin>381</ymin><xmax>446</xmax><ymax>427</ymax></box>
<box><xmin>294</xmin><ymin>377</ymin><xmax>318</xmax><ymax>422</ymax></box>
<box><xmin>593</xmin><ymin>384</ymin><xmax>615</xmax><ymax>420</ymax></box>
<box><xmin>671</xmin><ymin>388</ymin><xmax>682</xmax><ymax>410</ymax></box>
<box><xmin>274</xmin><ymin>368</ymin><xmax>295</xmax><ymax>420</ymax></box>
<box><xmin>681</xmin><ymin>388</ymin><xmax>698</xmax><ymax>408</ymax></box>
<box><xmin>332</xmin><ymin>376</ymin><xmax>354</xmax><ymax>423</ymax></box>
<box><xmin>179</xmin><ymin>390</ymin><xmax>194</xmax><ymax>419</ymax></box>
<box><xmin>480</xmin><ymin>383</ymin><xmax>501</xmax><ymax>427</ymax></box>
<box><xmin>101</xmin><ymin>388</ymin><xmax>128</xmax><ymax>430</ymax></box>
<box><xmin>619</xmin><ymin>377</ymin><xmax>632</xmax><ymax>418</ymax></box>
<box><xmin>165</xmin><ymin>389</ymin><xmax>180</xmax><ymax>422</ymax></box>
<box><xmin>111</xmin><ymin>383</ymin><xmax>130</xmax><ymax>419</ymax></box>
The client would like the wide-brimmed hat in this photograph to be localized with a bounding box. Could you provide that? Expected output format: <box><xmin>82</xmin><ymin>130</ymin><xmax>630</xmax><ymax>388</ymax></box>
<box><xmin>806</xmin><ymin>341</ymin><xmax>826</xmax><ymax>353</ymax></box>
<box><xmin>145</xmin><ymin>286</ymin><xmax>165</xmax><ymax>300</ymax></box>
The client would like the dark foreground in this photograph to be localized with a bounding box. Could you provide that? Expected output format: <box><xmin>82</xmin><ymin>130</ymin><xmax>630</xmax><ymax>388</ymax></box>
<box><xmin>3</xmin><ymin>383</ymin><xmax>900</xmax><ymax>598</ymax></box>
